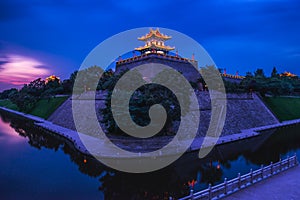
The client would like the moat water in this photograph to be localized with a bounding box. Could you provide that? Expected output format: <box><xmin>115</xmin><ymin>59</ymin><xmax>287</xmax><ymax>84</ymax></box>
<box><xmin>1</xmin><ymin>110</ymin><xmax>300</xmax><ymax>200</ymax></box>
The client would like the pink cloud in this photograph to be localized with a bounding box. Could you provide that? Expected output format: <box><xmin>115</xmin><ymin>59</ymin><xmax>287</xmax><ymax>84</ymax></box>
<box><xmin>0</xmin><ymin>54</ymin><xmax>51</xmax><ymax>86</ymax></box>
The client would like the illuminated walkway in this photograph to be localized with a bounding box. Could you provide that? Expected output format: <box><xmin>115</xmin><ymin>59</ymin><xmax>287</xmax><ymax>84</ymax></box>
<box><xmin>224</xmin><ymin>165</ymin><xmax>300</xmax><ymax>200</ymax></box>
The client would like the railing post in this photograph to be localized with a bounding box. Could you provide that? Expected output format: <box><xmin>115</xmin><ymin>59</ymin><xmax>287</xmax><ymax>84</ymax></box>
<box><xmin>270</xmin><ymin>162</ymin><xmax>273</xmax><ymax>175</ymax></box>
<box><xmin>208</xmin><ymin>184</ymin><xmax>212</xmax><ymax>200</ymax></box>
<box><xmin>224</xmin><ymin>178</ymin><xmax>227</xmax><ymax>195</ymax></box>
<box><xmin>261</xmin><ymin>164</ymin><xmax>264</xmax><ymax>179</ymax></box>
<box><xmin>238</xmin><ymin>173</ymin><xmax>241</xmax><ymax>189</ymax></box>
<box><xmin>294</xmin><ymin>153</ymin><xmax>298</xmax><ymax>166</ymax></box>
<box><xmin>279</xmin><ymin>158</ymin><xmax>282</xmax><ymax>171</ymax></box>
<box><xmin>250</xmin><ymin>168</ymin><xmax>253</xmax><ymax>184</ymax></box>
<box><xmin>190</xmin><ymin>189</ymin><xmax>194</xmax><ymax>200</ymax></box>
<box><xmin>288</xmin><ymin>155</ymin><xmax>290</xmax><ymax>168</ymax></box>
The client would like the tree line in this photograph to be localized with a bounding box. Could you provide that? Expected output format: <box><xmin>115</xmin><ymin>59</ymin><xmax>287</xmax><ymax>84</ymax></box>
<box><xmin>0</xmin><ymin>66</ymin><xmax>299</xmax><ymax>114</ymax></box>
<box><xmin>226</xmin><ymin>67</ymin><xmax>300</xmax><ymax>96</ymax></box>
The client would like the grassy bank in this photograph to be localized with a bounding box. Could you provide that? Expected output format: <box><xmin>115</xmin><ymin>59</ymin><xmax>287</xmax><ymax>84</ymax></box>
<box><xmin>0</xmin><ymin>96</ymin><xmax>68</xmax><ymax>119</ymax></box>
<box><xmin>30</xmin><ymin>96</ymin><xmax>69</xmax><ymax>119</ymax></box>
<box><xmin>264</xmin><ymin>96</ymin><xmax>300</xmax><ymax>121</ymax></box>
<box><xmin>0</xmin><ymin>99</ymin><xmax>19</xmax><ymax>111</ymax></box>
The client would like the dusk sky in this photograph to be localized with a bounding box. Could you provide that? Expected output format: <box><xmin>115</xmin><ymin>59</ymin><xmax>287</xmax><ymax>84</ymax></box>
<box><xmin>1</xmin><ymin>0</ymin><xmax>300</xmax><ymax>91</ymax></box>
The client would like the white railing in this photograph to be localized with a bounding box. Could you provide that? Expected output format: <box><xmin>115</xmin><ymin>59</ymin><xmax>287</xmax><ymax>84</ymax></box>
<box><xmin>178</xmin><ymin>154</ymin><xmax>298</xmax><ymax>200</ymax></box>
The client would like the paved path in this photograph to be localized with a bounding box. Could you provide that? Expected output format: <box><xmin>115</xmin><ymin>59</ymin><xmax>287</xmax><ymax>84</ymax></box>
<box><xmin>224</xmin><ymin>165</ymin><xmax>300</xmax><ymax>200</ymax></box>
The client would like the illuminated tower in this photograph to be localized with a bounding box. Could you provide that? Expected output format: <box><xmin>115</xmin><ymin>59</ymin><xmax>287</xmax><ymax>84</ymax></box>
<box><xmin>135</xmin><ymin>28</ymin><xmax>175</xmax><ymax>55</ymax></box>
<box><xmin>115</xmin><ymin>28</ymin><xmax>199</xmax><ymax>82</ymax></box>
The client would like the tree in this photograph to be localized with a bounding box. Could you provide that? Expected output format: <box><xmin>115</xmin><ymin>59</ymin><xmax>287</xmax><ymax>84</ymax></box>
<box><xmin>9</xmin><ymin>78</ymin><xmax>45</xmax><ymax>112</ymax></box>
<box><xmin>99</xmin><ymin>68</ymin><xmax>186</xmax><ymax>136</ymax></box>
<box><xmin>98</xmin><ymin>69</ymin><xmax>119</xmax><ymax>91</ymax></box>
<box><xmin>224</xmin><ymin>80</ymin><xmax>242</xmax><ymax>93</ymax></box>
<box><xmin>69</xmin><ymin>70</ymin><xmax>78</xmax><ymax>83</ymax></box>
<box><xmin>45</xmin><ymin>76</ymin><xmax>60</xmax><ymax>89</ymax></box>
<box><xmin>271</xmin><ymin>67</ymin><xmax>279</xmax><ymax>78</ymax></box>
<box><xmin>9</xmin><ymin>91</ymin><xmax>37</xmax><ymax>113</ymax></box>
<box><xmin>99</xmin><ymin>69</ymin><xmax>145</xmax><ymax>134</ymax></box>
<box><xmin>280</xmin><ymin>79</ymin><xmax>294</xmax><ymax>95</ymax></box>
<box><xmin>267</xmin><ymin>77</ymin><xmax>281</xmax><ymax>96</ymax></box>
<box><xmin>200</xmin><ymin>65</ymin><xmax>225</xmax><ymax>92</ymax></box>
<box><xmin>72</xmin><ymin>66</ymin><xmax>103</xmax><ymax>93</ymax></box>
<box><xmin>245</xmin><ymin>72</ymin><xmax>253</xmax><ymax>78</ymax></box>
<box><xmin>26</xmin><ymin>78</ymin><xmax>46</xmax><ymax>97</ymax></box>
<box><xmin>60</xmin><ymin>70</ymin><xmax>78</xmax><ymax>94</ymax></box>
<box><xmin>44</xmin><ymin>76</ymin><xmax>63</xmax><ymax>97</ymax></box>
<box><xmin>0</xmin><ymin>88</ymin><xmax>18</xmax><ymax>99</ymax></box>
<box><xmin>61</xmin><ymin>79</ymin><xmax>73</xmax><ymax>94</ymax></box>
<box><xmin>254</xmin><ymin>69</ymin><xmax>266</xmax><ymax>78</ymax></box>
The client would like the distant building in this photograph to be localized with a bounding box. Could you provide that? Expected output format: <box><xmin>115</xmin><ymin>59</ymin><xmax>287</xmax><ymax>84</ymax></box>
<box><xmin>45</xmin><ymin>75</ymin><xmax>60</xmax><ymax>83</ymax></box>
<box><xmin>115</xmin><ymin>28</ymin><xmax>200</xmax><ymax>82</ymax></box>
<box><xmin>280</xmin><ymin>71</ymin><xmax>298</xmax><ymax>78</ymax></box>
<box><xmin>221</xmin><ymin>69</ymin><xmax>245</xmax><ymax>83</ymax></box>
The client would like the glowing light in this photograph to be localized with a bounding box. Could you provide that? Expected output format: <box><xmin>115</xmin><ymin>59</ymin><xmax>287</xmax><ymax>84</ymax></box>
<box><xmin>45</xmin><ymin>75</ymin><xmax>60</xmax><ymax>83</ymax></box>
<box><xmin>280</xmin><ymin>71</ymin><xmax>297</xmax><ymax>77</ymax></box>
<box><xmin>83</xmin><ymin>159</ymin><xmax>87</xmax><ymax>163</ymax></box>
<box><xmin>188</xmin><ymin>179</ymin><xmax>197</xmax><ymax>188</ymax></box>
<box><xmin>0</xmin><ymin>54</ymin><xmax>50</xmax><ymax>86</ymax></box>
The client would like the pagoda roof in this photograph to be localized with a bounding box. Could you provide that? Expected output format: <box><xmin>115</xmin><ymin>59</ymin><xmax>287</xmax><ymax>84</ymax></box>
<box><xmin>135</xmin><ymin>43</ymin><xmax>175</xmax><ymax>51</ymax></box>
<box><xmin>138</xmin><ymin>28</ymin><xmax>172</xmax><ymax>41</ymax></box>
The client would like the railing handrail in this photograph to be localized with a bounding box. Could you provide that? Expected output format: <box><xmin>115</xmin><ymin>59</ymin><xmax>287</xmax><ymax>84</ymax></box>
<box><xmin>178</xmin><ymin>154</ymin><xmax>298</xmax><ymax>200</ymax></box>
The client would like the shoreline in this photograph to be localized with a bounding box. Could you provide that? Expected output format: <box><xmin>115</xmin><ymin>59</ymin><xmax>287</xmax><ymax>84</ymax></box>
<box><xmin>1</xmin><ymin>106</ymin><xmax>300</xmax><ymax>159</ymax></box>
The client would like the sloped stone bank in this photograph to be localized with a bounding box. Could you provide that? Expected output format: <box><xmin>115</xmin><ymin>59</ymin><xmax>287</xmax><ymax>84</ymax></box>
<box><xmin>48</xmin><ymin>92</ymin><xmax>279</xmax><ymax>137</ymax></box>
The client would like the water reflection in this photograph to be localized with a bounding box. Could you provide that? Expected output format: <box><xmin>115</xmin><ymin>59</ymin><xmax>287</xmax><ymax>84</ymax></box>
<box><xmin>1</xmin><ymin>110</ymin><xmax>300</xmax><ymax>199</ymax></box>
<box><xmin>245</xmin><ymin>125</ymin><xmax>300</xmax><ymax>165</ymax></box>
<box><xmin>0</xmin><ymin>114</ymin><xmax>27</xmax><ymax>144</ymax></box>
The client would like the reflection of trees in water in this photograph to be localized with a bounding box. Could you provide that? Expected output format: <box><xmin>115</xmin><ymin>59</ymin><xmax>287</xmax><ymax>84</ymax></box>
<box><xmin>0</xmin><ymin>111</ymin><xmax>189</xmax><ymax>199</ymax></box>
<box><xmin>243</xmin><ymin>125</ymin><xmax>300</xmax><ymax>165</ymax></box>
<box><xmin>0</xmin><ymin>111</ymin><xmax>253</xmax><ymax>198</ymax></box>
<box><xmin>99</xmin><ymin>168</ymin><xmax>188</xmax><ymax>200</ymax></box>
<box><xmin>199</xmin><ymin>163</ymin><xmax>223</xmax><ymax>185</ymax></box>
<box><xmin>2</xmin><ymin>112</ymin><xmax>224</xmax><ymax>199</ymax></box>
<box><xmin>6</xmin><ymin>116</ymin><xmax>107</xmax><ymax>177</ymax></box>
<box><xmin>3</xmin><ymin>110</ymin><xmax>299</xmax><ymax>199</ymax></box>
<box><xmin>0</xmin><ymin>112</ymin><xmax>11</xmax><ymax>123</ymax></box>
<box><xmin>220</xmin><ymin>160</ymin><xmax>231</xmax><ymax>169</ymax></box>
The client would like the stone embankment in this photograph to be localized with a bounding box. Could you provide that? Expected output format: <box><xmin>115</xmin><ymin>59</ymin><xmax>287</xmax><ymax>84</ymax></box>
<box><xmin>1</xmin><ymin>103</ymin><xmax>300</xmax><ymax>158</ymax></box>
<box><xmin>48</xmin><ymin>91</ymin><xmax>279</xmax><ymax>138</ymax></box>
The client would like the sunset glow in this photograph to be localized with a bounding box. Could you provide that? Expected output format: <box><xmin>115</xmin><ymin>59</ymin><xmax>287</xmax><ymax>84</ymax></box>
<box><xmin>0</xmin><ymin>54</ymin><xmax>50</xmax><ymax>86</ymax></box>
<box><xmin>0</xmin><ymin>119</ymin><xmax>26</xmax><ymax>144</ymax></box>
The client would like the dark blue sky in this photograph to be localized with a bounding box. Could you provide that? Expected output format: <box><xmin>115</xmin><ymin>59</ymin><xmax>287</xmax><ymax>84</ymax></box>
<box><xmin>1</xmin><ymin>0</ymin><xmax>300</xmax><ymax>90</ymax></box>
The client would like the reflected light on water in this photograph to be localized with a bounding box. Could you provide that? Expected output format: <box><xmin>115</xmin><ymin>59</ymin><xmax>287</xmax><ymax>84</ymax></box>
<box><xmin>0</xmin><ymin>119</ymin><xmax>27</xmax><ymax>143</ymax></box>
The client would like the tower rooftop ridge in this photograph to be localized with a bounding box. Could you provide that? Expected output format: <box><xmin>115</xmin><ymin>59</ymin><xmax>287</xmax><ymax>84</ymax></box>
<box><xmin>138</xmin><ymin>28</ymin><xmax>172</xmax><ymax>41</ymax></box>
